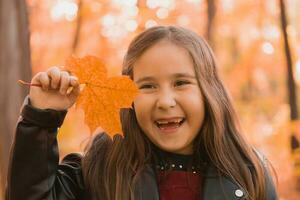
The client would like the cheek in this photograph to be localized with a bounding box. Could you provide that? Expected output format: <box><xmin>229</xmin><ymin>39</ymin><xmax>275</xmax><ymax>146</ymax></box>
<box><xmin>190</xmin><ymin>99</ymin><xmax>205</xmax><ymax>115</ymax></box>
<box><xmin>181</xmin><ymin>91</ymin><xmax>205</xmax><ymax>124</ymax></box>
<box><xmin>182</xmin><ymin>90</ymin><xmax>204</xmax><ymax>110</ymax></box>
<box><xmin>133</xmin><ymin>95</ymin><xmax>145</xmax><ymax>114</ymax></box>
<box><xmin>134</xmin><ymin>93</ymin><xmax>154</xmax><ymax>110</ymax></box>
<box><xmin>133</xmin><ymin>95</ymin><xmax>152</xmax><ymax>127</ymax></box>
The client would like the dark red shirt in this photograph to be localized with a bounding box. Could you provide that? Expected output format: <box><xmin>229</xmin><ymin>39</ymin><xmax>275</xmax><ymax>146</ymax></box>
<box><xmin>157</xmin><ymin>170</ymin><xmax>202</xmax><ymax>200</ymax></box>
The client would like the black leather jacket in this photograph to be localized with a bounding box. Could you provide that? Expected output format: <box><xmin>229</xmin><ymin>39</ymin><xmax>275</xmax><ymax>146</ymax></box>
<box><xmin>6</xmin><ymin>97</ymin><xmax>278</xmax><ymax>200</ymax></box>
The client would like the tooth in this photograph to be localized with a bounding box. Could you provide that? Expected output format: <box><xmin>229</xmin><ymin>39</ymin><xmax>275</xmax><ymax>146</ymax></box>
<box><xmin>156</xmin><ymin>119</ymin><xmax>183</xmax><ymax>124</ymax></box>
<box><xmin>157</xmin><ymin>121</ymin><xmax>168</xmax><ymax>124</ymax></box>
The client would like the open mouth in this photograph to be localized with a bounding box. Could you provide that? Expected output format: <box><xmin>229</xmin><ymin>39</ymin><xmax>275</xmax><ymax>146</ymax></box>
<box><xmin>154</xmin><ymin>118</ymin><xmax>185</xmax><ymax>130</ymax></box>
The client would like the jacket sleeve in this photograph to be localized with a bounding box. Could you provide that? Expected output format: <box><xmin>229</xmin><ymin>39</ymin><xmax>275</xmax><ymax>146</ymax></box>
<box><xmin>6</xmin><ymin>96</ymin><xmax>88</xmax><ymax>200</ymax></box>
<box><xmin>254</xmin><ymin>149</ymin><xmax>279</xmax><ymax>200</ymax></box>
<box><xmin>265</xmin><ymin>169</ymin><xmax>278</xmax><ymax>200</ymax></box>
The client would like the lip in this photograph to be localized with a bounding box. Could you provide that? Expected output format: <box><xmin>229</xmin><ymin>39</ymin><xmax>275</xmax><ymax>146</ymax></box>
<box><xmin>154</xmin><ymin>117</ymin><xmax>184</xmax><ymax>122</ymax></box>
<box><xmin>153</xmin><ymin>117</ymin><xmax>185</xmax><ymax>134</ymax></box>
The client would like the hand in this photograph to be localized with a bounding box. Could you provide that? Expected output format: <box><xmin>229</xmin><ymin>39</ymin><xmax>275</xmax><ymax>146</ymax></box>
<box><xmin>29</xmin><ymin>66</ymin><xmax>81</xmax><ymax>111</ymax></box>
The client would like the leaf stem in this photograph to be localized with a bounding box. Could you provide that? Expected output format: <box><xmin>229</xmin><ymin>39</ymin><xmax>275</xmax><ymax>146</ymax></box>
<box><xmin>18</xmin><ymin>80</ymin><xmax>42</xmax><ymax>87</ymax></box>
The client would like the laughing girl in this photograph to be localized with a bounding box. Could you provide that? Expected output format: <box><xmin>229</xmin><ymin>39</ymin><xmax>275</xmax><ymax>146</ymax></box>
<box><xmin>7</xmin><ymin>26</ymin><xmax>278</xmax><ymax>200</ymax></box>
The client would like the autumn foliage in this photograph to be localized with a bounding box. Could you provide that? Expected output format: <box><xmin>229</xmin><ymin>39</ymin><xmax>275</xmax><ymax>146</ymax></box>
<box><xmin>65</xmin><ymin>55</ymin><xmax>138</xmax><ymax>136</ymax></box>
<box><xmin>23</xmin><ymin>0</ymin><xmax>300</xmax><ymax>199</ymax></box>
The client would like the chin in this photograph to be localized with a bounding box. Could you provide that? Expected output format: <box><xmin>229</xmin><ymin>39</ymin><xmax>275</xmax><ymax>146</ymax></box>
<box><xmin>157</xmin><ymin>143</ymin><xmax>189</xmax><ymax>154</ymax></box>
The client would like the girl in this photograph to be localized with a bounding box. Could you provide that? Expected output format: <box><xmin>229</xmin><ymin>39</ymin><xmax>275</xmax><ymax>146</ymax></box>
<box><xmin>6</xmin><ymin>26</ymin><xmax>278</xmax><ymax>200</ymax></box>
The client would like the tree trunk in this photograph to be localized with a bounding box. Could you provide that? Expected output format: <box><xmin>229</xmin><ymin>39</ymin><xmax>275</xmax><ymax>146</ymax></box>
<box><xmin>136</xmin><ymin>0</ymin><xmax>146</xmax><ymax>33</ymax></box>
<box><xmin>279</xmin><ymin>0</ymin><xmax>298</xmax><ymax>121</ymax></box>
<box><xmin>206</xmin><ymin>0</ymin><xmax>216</xmax><ymax>48</ymax></box>
<box><xmin>0</xmin><ymin>0</ymin><xmax>32</xmax><ymax>197</ymax></box>
<box><xmin>72</xmin><ymin>0</ymin><xmax>83</xmax><ymax>54</ymax></box>
<box><xmin>279</xmin><ymin>0</ymin><xmax>299</xmax><ymax>149</ymax></box>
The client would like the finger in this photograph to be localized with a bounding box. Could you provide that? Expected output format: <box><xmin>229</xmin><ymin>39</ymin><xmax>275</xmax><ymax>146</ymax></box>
<box><xmin>31</xmin><ymin>72</ymin><xmax>49</xmax><ymax>91</ymax></box>
<box><xmin>59</xmin><ymin>71</ymin><xmax>70</xmax><ymax>95</ymax></box>
<box><xmin>69</xmin><ymin>82</ymin><xmax>81</xmax><ymax>97</ymax></box>
<box><xmin>60</xmin><ymin>66</ymin><xmax>73</xmax><ymax>76</ymax></box>
<box><xmin>69</xmin><ymin>76</ymin><xmax>79</xmax><ymax>87</ymax></box>
<box><xmin>38</xmin><ymin>72</ymin><xmax>50</xmax><ymax>91</ymax></box>
<box><xmin>66</xmin><ymin>76</ymin><xmax>78</xmax><ymax>95</ymax></box>
<box><xmin>46</xmin><ymin>66</ymin><xmax>61</xmax><ymax>89</ymax></box>
<box><xmin>31</xmin><ymin>72</ymin><xmax>40</xmax><ymax>84</ymax></box>
<box><xmin>66</xmin><ymin>76</ymin><xmax>79</xmax><ymax>95</ymax></box>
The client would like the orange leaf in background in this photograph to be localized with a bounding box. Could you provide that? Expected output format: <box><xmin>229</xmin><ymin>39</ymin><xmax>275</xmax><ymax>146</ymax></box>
<box><xmin>65</xmin><ymin>55</ymin><xmax>139</xmax><ymax>137</ymax></box>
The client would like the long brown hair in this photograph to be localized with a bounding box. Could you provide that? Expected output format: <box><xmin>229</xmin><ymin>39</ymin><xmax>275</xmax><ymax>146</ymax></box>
<box><xmin>82</xmin><ymin>26</ymin><xmax>267</xmax><ymax>200</ymax></box>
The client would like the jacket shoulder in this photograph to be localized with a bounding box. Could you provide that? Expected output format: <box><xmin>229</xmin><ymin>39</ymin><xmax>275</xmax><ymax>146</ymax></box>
<box><xmin>202</xmin><ymin>149</ymin><xmax>278</xmax><ymax>200</ymax></box>
<box><xmin>54</xmin><ymin>153</ymin><xmax>89</xmax><ymax>199</ymax></box>
<box><xmin>253</xmin><ymin>149</ymin><xmax>279</xmax><ymax>200</ymax></box>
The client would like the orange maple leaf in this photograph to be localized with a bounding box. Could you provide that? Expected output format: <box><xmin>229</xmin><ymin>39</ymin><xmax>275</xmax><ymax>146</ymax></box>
<box><xmin>65</xmin><ymin>55</ymin><xmax>139</xmax><ymax>137</ymax></box>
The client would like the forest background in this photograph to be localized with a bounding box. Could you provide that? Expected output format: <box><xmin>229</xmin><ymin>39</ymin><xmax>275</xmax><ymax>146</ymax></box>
<box><xmin>1</xmin><ymin>0</ymin><xmax>300</xmax><ymax>199</ymax></box>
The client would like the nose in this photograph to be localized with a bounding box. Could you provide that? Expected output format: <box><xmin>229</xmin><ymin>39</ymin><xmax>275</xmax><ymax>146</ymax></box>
<box><xmin>156</xmin><ymin>89</ymin><xmax>176</xmax><ymax>110</ymax></box>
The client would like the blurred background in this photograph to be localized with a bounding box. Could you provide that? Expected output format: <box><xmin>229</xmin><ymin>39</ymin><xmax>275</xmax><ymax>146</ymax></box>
<box><xmin>1</xmin><ymin>0</ymin><xmax>300</xmax><ymax>199</ymax></box>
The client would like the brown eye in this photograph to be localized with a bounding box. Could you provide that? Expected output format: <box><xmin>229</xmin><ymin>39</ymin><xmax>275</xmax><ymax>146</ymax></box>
<box><xmin>175</xmin><ymin>80</ymin><xmax>190</xmax><ymax>87</ymax></box>
<box><xmin>139</xmin><ymin>84</ymin><xmax>155</xmax><ymax>89</ymax></box>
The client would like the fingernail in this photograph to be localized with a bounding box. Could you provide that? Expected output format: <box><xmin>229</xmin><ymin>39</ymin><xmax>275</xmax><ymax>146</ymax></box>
<box><xmin>71</xmin><ymin>79</ymin><xmax>77</xmax><ymax>85</ymax></box>
<box><xmin>79</xmin><ymin>84</ymin><xmax>86</xmax><ymax>92</ymax></box>
<box><xmin>67</xmin><ymin>87</ymin><xmax>73</xmax><ymax>94</ymax></box>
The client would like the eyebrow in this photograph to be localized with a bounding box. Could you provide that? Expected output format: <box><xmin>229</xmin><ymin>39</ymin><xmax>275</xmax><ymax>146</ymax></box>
<box><xmin>173</xmin><ymin>73</ymin><xmax>196</xmax><ymax>79</ymax></box>
<box><xmin>135</xmin><ymin>73</ymin><xmax>196</xmax><ymax>84</ymax></box>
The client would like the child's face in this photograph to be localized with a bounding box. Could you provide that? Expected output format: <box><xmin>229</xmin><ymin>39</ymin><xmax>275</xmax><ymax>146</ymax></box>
<box><xmin>133</xmin><ymin>40</ymin><xmax>205</xmax><ymax>155</ymax></box>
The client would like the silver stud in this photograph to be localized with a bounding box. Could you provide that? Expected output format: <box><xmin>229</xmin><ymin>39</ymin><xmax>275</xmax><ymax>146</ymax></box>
<box><xmin>160</xmin><ymin>166</ymin><xmax>164</xmax><ymax>170</ymax></box>
<box><xmin>171</xmin><ymin>164</ymin><xmax>175</xmax><ymax>168</ymax></box>
<box><xmin>235</xmin><ymin>189</ymin><xmax>244</xmax><ymax>197</ymax></box>
<box><xmin>193</xmin><ymin>171</ymin><xmax>196</xmax><ymax>174</ymax></box>
<box><xmin>179</xmin><ymin>165</ymin><xmax>183</xmax><ymax>168</ymax></box>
